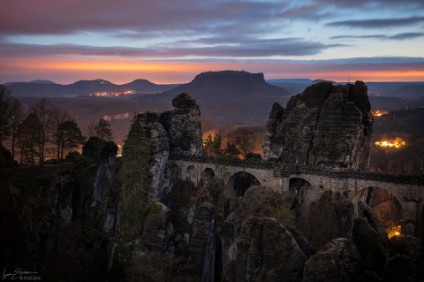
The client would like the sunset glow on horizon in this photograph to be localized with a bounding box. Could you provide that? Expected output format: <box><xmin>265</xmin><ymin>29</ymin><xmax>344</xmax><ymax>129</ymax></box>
<box><xmin>1</xmin><ymin>0</ymin><xmax>423</xmax><ymax>84</ymax></box>
<box><xmin>3</xmin><ymin>57</ymin><xmax>424</xmax><ymax>85</ymax></box>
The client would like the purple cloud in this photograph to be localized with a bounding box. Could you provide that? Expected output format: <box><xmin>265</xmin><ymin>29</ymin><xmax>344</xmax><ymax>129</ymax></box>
<box><xmin>331</xmin><ymin>32</ymin><xmax>424</xmax><ymax>40</ymax></box>
<box><xmin>0</xmin><ymin>37</ymin><xmax>345</xmax><ymax>58</ymax></box>
<box><xmin>327</xmin><ymin>16</ymin><xmax>424</xmax><ymax>28</ymax></box>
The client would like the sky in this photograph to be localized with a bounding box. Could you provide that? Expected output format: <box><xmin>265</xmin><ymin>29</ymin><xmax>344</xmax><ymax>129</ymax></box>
<box><xmin>1</xmin><ymin>0</ymin><xmax>424</xmax><ymax>84</ymax></box>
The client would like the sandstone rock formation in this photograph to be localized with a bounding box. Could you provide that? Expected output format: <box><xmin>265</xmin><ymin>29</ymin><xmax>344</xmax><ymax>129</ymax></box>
<box><xmin>263</xmin><ymin>81</ymin><xmax>373</xmax><ymax>170</ymax></box>
<box><xmin>302</xmin><ymin>238</ymin><xmax>363</xmax><ymax>282</ymax></box>
<box><xmin>220</xmin><ymin>186</ymin><xmax>307</xmax><ymax>281</ymax></box>
<box><xmin>385</xmin><ymin>235</ymin><xmax>424</xmax><ymax>281</ymax></box>
<box><xmin>168</xmin><ymin>92</ymin><xmax>203</xmax><ymax>156</ymax></box>
<box><xmin>125</xmin><ymin>93</ymin><xmax>203</xmax><ymax>202</ymax></box>
<box><xmin>91</xmin><ymin>142</ymin><xmax>118</xmax><ymax>207</ymax></box>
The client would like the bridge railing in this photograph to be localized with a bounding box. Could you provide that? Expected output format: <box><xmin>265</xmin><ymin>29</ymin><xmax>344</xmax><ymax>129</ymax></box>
<box><xmin>168</xmin><ymin>153</ymin><xmax>277</xmax><ymax>169</ymax></box>
<box><xmin>169</xmin><ymin>154</ymin><xmax>424</xmax><ymax>186</ymax></box>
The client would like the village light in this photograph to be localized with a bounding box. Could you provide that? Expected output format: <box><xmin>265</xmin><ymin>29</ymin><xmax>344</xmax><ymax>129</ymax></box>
<box><xmin>375</xmin><ymin>137</ymin><xmax>406</xmax><ymax>149</ymax></box>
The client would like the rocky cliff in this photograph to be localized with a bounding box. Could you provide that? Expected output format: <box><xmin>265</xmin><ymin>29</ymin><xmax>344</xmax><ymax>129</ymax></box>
<box><xmin>125</xmin><ymin>93</ymin><xmax>202</xmax><ymax>203</ymax></box>
<box><xmin>263</xmin><ymin>81</ymin><xmax>373</xmax><ymax>170</ymax></box>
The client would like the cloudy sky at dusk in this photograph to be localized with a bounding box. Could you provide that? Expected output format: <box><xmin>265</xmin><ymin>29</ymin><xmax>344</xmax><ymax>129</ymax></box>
<box><xmin>1</xmin><ymin>0</ymin><xmax>424</xmax><ymax>84</ymax></box>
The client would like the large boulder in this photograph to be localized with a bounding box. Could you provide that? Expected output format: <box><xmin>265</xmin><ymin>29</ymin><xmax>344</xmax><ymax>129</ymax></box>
<box><xmin>219</xmin><ymin>186</ymin><xmax>308</xmax><ymax>281</ymax></box>
<box><xmin>351</xmin><ymin>202</ymin><xmax>388</xmax><ymax>275</ymax></box>
<box><xmin>237</xmin><ymin>216</ymin><xmax>306</xmax><ymax>282</ymax></box>
<box><xmin>295</xmin><ymin>191</ymin><xmax>354</xmax><ymax>250</ymax></box>
<box><xmin>384</xmin><ymin>235</ymin><xmax>424</xmax><ymax>282</ymax></box>
<box><xmin>263</xmin><ymin>81</ymin><xmax>373</xmax><ymax>170</ymax></box>
<box><xmin>302</xmin><ymin>238</ymin><xmax>363</xmax><ymax>282</ymax></box>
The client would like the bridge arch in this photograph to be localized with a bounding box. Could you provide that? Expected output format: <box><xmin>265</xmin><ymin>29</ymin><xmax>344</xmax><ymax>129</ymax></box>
<box><xmin>353</xmin><ymin>186</ymin><xmax>404</xmax><ymax>237</ymax></box>
<box><xmin>289</xmin><ymin>177</ymin><xmax>319</xmax><ymax>217</ymax></box>
<box><xmin>186</xmin><ymin>165</ymin><xmax>197</xmax><ymax>182</ymax></box>
<box><xmin>200</xmin><ymin>167</ymin><xmax>216</xmax><ymax>188</ymax></box>
<box><xmin>202</xmin><ymin>167</ymin><xmax>215</xmax><ymax>181</ymax></box>
<box><xmin>226</xmin><ymin>171</ymin><xmax>261</xmax><ymax>197</ymax></box>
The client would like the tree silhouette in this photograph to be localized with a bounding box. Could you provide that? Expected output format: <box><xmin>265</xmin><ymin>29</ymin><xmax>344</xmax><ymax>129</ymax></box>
<box><xmin>227</xmin><ymin>127</ymin><xmax>258</xmax><ymax>158</ymax></box>
<box><xmin>94</xmin><ymin>118</ymin><xmax>113</xmax><ymax>141</ymax></box>
<box><xmin>29</xmin><ymin>99</ymin><xmax>57</xmax><ymax>164</ymax></box>
<box><xmin>224</xmin><ymin>141</ymin><xmax>240</xmax><ymax>158</ymax></box>
<box><xmin>0</xmin><ymin>85</ymin><xmax>10</xmax><ymax>148</ymax></box>
<box><xmin>8</xmin><ymin>98</ymin><xmax>25</xmax><ymax>160</ymax></box>
<box><xmin>17</xmin><ymin>113</ymin><xmax>39</xmax><ymax>164</ymax></box>
<box><xmin>57</xmin><ymin>120</ymin><xmax>85</xmax><ymax>160</ymax></box>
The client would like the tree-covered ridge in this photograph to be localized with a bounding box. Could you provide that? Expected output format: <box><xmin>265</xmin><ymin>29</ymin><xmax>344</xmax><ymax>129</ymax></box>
<box><xmin>373</xmin><ymin>107</ymin><xmax>424</xmax><ymax>136</ymax></box>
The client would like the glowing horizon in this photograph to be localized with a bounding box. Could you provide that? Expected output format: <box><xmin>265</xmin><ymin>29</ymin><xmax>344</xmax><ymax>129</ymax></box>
<box><xmin>2</xmin><ymin>57</ymin><xmax>424</xmax><ymax>85</ymax></box>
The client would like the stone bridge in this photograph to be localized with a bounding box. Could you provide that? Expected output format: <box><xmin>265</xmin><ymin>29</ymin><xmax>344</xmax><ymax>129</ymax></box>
<box><xmin>169</xmin><ymin>154</ymin><xmax>424</xmax><ymax>239</ymax></box>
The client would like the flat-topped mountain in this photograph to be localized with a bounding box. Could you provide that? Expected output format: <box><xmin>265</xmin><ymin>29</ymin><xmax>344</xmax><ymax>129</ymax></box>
<box><xmin>157</xmin><ymin>70</ymin><xmax>289</xmax><ymax>101</ymax></box>
<box><xmin>139</xmin><ymin>70</ymin><xmax>289</xmax><ymax>124</ymax></box>
<box><xmin>3</xmin><ymin>78</ymin><xmax>179</xmax><ymax>97</ymax></box>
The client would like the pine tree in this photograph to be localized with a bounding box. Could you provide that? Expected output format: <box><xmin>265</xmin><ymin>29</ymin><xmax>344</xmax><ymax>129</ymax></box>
<box><xmin>94</xmin><ymin>118</ymin><xmax>113</xmax><ymax>141</ymax></box>
<box><xmin>56</xmin><ymin>120</ymin><xmax>85</xmax><ymax>160</ymax></box>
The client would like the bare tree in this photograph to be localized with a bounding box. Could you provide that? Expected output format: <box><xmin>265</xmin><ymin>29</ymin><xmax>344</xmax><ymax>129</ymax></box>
<box><xmin>29</xmin><ymin>99</ymin><xmax>70</xmax><ymax>164</ymax></box>
<box><xmin>8</xmin><ymin>98</ymin><xmax>25</xmax><ymax>160</ymax></box>
<box><xmin>227</xmin><ymin>127</ymin><xmax>259</xmax><ymax>158</ymax></box>
<box><xmin>50</xmin><ymin>107</ymin><xmax>73</xmax><ymax>159</ymax></box>
<box><xmin>17</xmin><ymin>113</ymin><xmax>39</xmax><ymax>164</ymax></box>
<box><xmin>0</xmin><ymin>85</ymin><xmax>10</xmax><ymax>148</ymax></box>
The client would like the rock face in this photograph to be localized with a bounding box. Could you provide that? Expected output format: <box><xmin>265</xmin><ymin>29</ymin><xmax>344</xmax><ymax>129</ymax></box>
<box><xmin>237</xmin><ymin>216</ymin><xmax>306</xmax><ymax>282</ymax></box>
<box><xmin>352</xmin><ymin>203</ymin><xmax>388</xmax><ymax>275</ymax></box>
<box><xmin>220</xmin><ymin>186</ymin><xmax>307</xmax><ymax>281</ymax></box>
<box><xmin>385</xmin><ymin>235</ymin><xmax>424</xmax><ymax>281</ymax></box>
<box><xmin>189</xmin><ymin>202</ymin><xmax>215</xmax><ymax>279</ymax></box>
<box><xmin>295</xmin><ymin>190</ymin><xmax>354</xmax><ymax>250</ymax></box>
<box><xmin>127</xmin><ymin>93</ymin><xmax>203</xmax><ymax>202</ymax></box>
<box><xmin>167</xmin><ymin>93</ymin><xmax>203</xmax><ymax>156</ymax></box>
<box><xmin>141</xmin><ymin>202</ymin><xmax>169</xmax><ymax>251</ymax></box>
<box><xmin>302</xmin><ymin>238</ymin><xmax>363</xmax><ymax>282</ymax></box>
<box><xmin>91</xmin><ymin>142</ymin><xmax>118</xmax><ymax>207</ymax></box>
<box><xmin>263</xmin><ymin>81</ymin><xmax>373</xmax><ymax>170</ymax></box>
<box><xmin>132</xmin><ymin>112</ymin><xmax>170</xmax><ymax>201</ymax></box>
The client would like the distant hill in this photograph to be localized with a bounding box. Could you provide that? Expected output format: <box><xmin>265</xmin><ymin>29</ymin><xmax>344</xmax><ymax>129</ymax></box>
<box><xmin>387</xmin><ymin>84</ymin><xmax>424</xmax><ymax>98</ymax></box>
<box><xmin>3</xmin><ymin>79</ymin><xmax>179</xmax><ymax>97</ymax></box>
<box><xmin>139</xmin><ymin>70</ymin><xmax>289</xmax><ymax>124</ymax></box>
<box><xmin>267</xmin><ymin>78</ymin><xmax>312</xmax><ymax>95</ymax></box>
<box><xmin>365</xmin><ymin>82</ymin><xmax>424</xmax><ymax>97</ymax></box>
<box><xmin>154</xmin><ymin>70</ymin><xmax>289</xmax><ymax>101</ymax></box>
<box><xmin>29</xmin><ymin>79</ymin><xmax>56</xmax><ymax>84</ymax></box>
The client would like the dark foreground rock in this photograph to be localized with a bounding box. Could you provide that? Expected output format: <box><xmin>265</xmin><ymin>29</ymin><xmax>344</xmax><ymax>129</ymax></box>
<box><xmin>302</xmin><ymin>238</ymin><xmax>362</xmax><ymax>282</ymax></box>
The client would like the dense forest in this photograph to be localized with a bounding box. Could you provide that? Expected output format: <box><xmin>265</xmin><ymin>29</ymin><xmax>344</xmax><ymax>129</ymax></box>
<box><xmin>369</xmin><ymin>108</ymin><xmax>424</xmax><ymax>175</ymax></box>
